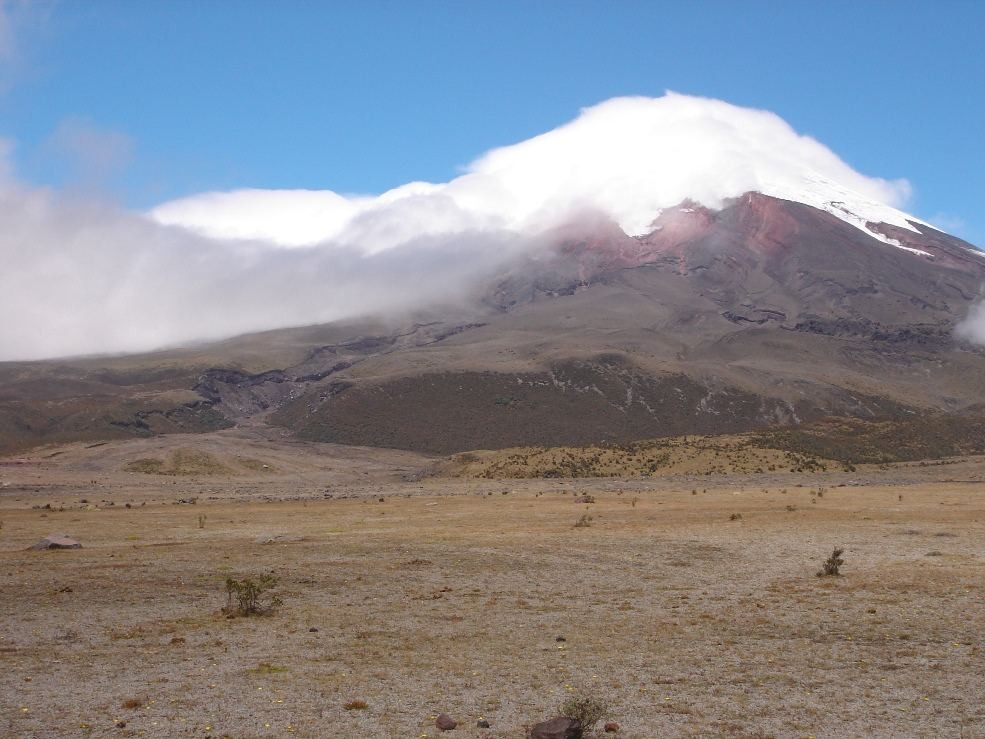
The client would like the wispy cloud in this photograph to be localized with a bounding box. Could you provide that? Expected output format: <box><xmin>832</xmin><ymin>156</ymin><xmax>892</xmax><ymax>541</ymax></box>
<box><xmin>956</xmin><ymin>299</ymin><xmax>985</xmax><ymax>346</ymax></box>
<box><xmin>0</xmin><ymin>2</ymin><xmax>15</xmax><ymax>62</ymax></box>
<box><xmin>928</xmin><ymin>212</ymin><xmax>967</xmax><ymax>235</ymax></box>
<box><xmin>43</xmin><ymin>116</ymin><xmax>134</xmax><ymax>187</ymax></box>
<box><xmin>0</xmin><ymin>0</ymin><xmax>53</xmax><ymax>92</ymax></box>
<box><xmin>0</xmin><ymin>176</ymin><xmax>532</xmax><ymax>360</ymax></box>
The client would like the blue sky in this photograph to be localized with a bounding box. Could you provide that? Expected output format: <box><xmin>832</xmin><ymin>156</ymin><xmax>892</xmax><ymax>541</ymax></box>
<box><xmin>2</xmin><ymin>0</ymin><xmax>984</xmax><ymax>244</ymax></box>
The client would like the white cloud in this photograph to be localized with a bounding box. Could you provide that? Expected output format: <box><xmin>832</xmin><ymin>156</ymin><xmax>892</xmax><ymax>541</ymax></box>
<box><xmin>956</xmin><ymin>300</ymin><xmax>985</xmax><ymax>346</ymax></box>
<box><xmin>152</xmin><ymin>189</ymin><xmax>367</xmax><ymax>247</ymax></box>
<box><xmin>0</xmin><ymin>179</ymin><xmax>532</xmax><ymax>360</ymax></box>
<box><xmin>151</xmin><ymin>93</ymin><xmax>916</xmax><ymax>252</ymax></box>
<box><xmin>0</xmin><ymin>93</ymin><xmax>936</xmax><ymax>361</ymax></box>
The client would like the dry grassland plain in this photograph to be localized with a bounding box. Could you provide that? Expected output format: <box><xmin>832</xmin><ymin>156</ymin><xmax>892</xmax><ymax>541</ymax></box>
<box><xmin>1</xmin><ymin>431</ymin><xmax>984</xmax><ymax>738</ymax></box>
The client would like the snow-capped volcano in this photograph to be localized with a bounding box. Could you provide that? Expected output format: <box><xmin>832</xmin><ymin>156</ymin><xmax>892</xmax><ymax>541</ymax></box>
<box><xmin>151</xmin><ymin>93</ymin><xmax>925</xmax><ymax>254</ymax></box>
<box><xmin>5</xmin><ymin>95</ymin><xmax>985</xmax><ymax>451</ymax></box>
<box><xmin>3</xmin><ymin>93</ymin><xmax>983</xmax><ymax>363</ymax></box>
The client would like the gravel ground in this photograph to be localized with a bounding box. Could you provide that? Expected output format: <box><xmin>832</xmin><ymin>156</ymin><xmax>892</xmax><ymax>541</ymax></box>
<box><xmin>1</xmin><ymin>437</ymin><xmax>984</xmax><ymax>738</ymax></box>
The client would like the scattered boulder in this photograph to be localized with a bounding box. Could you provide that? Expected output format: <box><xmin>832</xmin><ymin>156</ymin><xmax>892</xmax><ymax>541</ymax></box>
<box><xmin>604</xmin><ymin>722</ymin><xmax>620</xmax><ymax>732</ymax></box>
<box><xmin>28</xmin><ymin>534</ymin><xmax>81</xmax><ymax>551</ymax></box>
<box><xmin>477</xmin><ymin>719</ymin><xmax>491</xmax><ymax>728</ymax></box>
<box><xmin>436</xmin><ymin>713</ymin><xmax>457</xmax><ymax>730</ymax></box>
<box><xmin>530</xmin><ymin>716</ymin><xmax>583</xmax><ymax>739</ymax></box>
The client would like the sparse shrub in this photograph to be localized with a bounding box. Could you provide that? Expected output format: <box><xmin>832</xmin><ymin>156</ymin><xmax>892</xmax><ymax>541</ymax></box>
<box><xmin>121</xmin><ymin>698</ymin><xmax>143</xmax><ymax>710</ymax></box>
<box><xmin>573</xmin><ymin>514</ymin><xmax>593</xmax><ymax>528</ymax></box>
<box><xmin>223</xmin><ymin>574</ymin><xmax>282</xmax><ymax>616</ymax></box>
<box><xmin>785</xmin><ymin>504</ymin><xmax>797</xmax><ymax>512</ymax></box>
<box><xmin>559</xmin><ymin>694</ymin><xmax>608</xmax><ymax>732</ymax></box>
<box><xmin>344</xmin><ymin>700</ymin><xmax>368</xmax><ymax>710</ymax></box>
<box><xmin>817</xmin><ymin>548</ymin><xmax>845</xmax><ymax>577</ymax></box>
<box><xmin>729</xmin><ymin>513</ymin><xmax>742</xmax><ymax>521</ymax></box>
<box><xmin>198</xmin><ymin>514</ymin><xmax>206</xmax><ymax>529</ymax></box>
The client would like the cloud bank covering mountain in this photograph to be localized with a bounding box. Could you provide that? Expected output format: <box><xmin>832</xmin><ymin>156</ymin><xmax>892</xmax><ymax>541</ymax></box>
<box><xmin>1</xmin><ymin>93</ymin><xmax>982</xmax><ymax>361</ymax></box>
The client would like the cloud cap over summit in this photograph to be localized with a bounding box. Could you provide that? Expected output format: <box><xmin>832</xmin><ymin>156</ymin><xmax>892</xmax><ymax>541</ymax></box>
<box><xmin>152</xmin><ymin>93</ymin><xmax>915</xmax><ymax>251</ymax></box>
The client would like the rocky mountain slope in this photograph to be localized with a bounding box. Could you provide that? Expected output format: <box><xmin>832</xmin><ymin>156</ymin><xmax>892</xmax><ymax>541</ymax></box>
<box><xmin>2</xmin><ymin>192</ymin><xmax>984</xmax><ymax>455</ymax></box>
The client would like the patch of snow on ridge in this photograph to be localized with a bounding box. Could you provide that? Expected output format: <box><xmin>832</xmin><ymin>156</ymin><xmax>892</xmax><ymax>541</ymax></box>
<box><xmin>761</xmin><ymin>173</ymin><xmax>932</xmax><ymax>256</ymax></box>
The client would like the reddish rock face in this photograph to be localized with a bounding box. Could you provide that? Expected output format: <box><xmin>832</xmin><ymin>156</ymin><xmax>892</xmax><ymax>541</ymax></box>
<box><xmin>870</xmin><ymin>219</ymin><xmax>985</xmax><ymax>272</ymax></box>
<box><xmin>542</xmin><ymin>191</ymin><xmax>985</xmax><ymax>284</ymax></box>
<box><xmin>637</xmin><ymin>199</ymin><xmax>718</xmax><ymax>260</ymax></box>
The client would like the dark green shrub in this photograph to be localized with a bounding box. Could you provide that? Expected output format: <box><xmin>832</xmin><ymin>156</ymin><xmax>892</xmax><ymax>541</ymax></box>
<box><xmin>224</xmin><ymin>574</ymin><xmax>282</xmax><ymax>616</ymax></box>
<box><xmin>817</xmin><ymin>548</ymin><xmax>844</xmax><ymax>577</ymax></box>
<box><xmin>559</xmin><ymin>694</ymin><xmax>608</xmax><ymax>731</ymax></box>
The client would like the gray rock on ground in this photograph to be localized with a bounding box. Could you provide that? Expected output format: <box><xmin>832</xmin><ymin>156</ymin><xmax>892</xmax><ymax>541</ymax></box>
<box><xmin>529</xmin><ymin>716</ymin><xmax>583</xmax><ymax>739</ymax></box>
<box><xmin>436</xmin><ymin>713</ymin><xmax>457</xmax><ymax>730</ymax></box>
<box><xmin>28</xmin><ymin>534</ymin><xmax>82</xmax><ymax>550</ymax></box>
